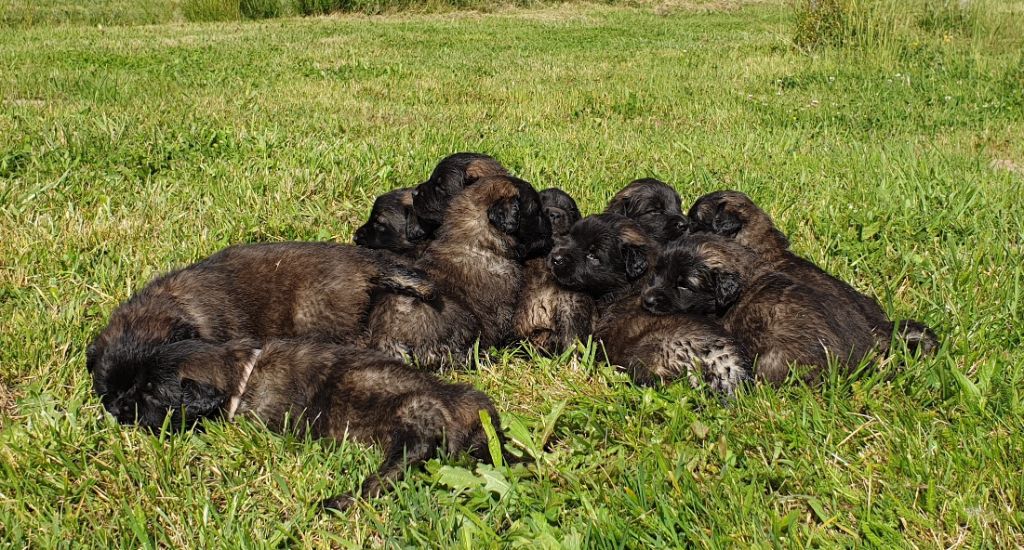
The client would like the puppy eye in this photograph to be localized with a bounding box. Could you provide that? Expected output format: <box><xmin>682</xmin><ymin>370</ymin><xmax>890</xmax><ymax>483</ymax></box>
<box><xmin>586</xmin><ymin>253</ymin><xmax>600</xmax><ymax>263</ymax></box>
<box><xmin>676</xmin><ymin>279</ymin><xmax>689</xmax><ymax>290</ymax></box>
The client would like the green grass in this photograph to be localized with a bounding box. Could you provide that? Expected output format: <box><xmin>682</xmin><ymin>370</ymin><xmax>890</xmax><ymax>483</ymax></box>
<box><xmin>2</xmin><ymin>1</ymin><xmax>1023</xmax><ymax>546</ymax></box>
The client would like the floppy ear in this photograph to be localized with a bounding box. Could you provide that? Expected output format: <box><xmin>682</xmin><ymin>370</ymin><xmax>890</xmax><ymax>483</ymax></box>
<box><xmin>713</xmin><ymin>271</ymin><xmax>742</xmax><ymax>310</ymax></box>
<box><xmin>488</xmin><ymin>197</ymin><xmax>521</xmax><ymax>234</ymax></box>
<box><xmin>712</xmin><ymin>204</ymin><xmax>742</xmax><ymax>236</ymax></box>
<box><xmin>622</xmin><ymin>244</ymin><xmax>649</xmax><ymax>280</ymax></box>
<box><xmin>181</xmin><ymin>378</ymin><xmax>228</xmax><ymax>418</ymax></box>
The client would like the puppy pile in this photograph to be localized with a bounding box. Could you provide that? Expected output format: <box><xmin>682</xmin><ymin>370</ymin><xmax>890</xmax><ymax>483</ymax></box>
<box><xmin>88</xmin><ymin>152</ymin><xmax>938</xmax><ymax>509</ymax></box>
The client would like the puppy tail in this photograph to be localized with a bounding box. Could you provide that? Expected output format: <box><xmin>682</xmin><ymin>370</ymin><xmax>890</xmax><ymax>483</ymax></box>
<box><xmin>894</xmin><ymin>319</ymin><xmax>940</xmax><ymax>357</ymax></box>
<box><xmin>374</xmin><ymin>265</ymin><xmax>436</xmax><ymax>302</ymax></box>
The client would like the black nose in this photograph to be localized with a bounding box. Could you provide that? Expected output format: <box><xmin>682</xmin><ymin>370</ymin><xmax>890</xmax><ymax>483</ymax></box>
<box><xmin>550</xmin><ymin>254</ymin><xmax>567</xmax><ymax>267</ymax></box>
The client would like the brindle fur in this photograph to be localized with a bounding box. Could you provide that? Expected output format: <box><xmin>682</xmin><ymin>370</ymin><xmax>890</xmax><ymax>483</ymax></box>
<box><xmin>642</xmin><ymin>235</ymin><xmax>884</xmax><ymax>385</ymax></box>
<box><xmin>369</xmin><ymin>176</ymin><xmax>553</xmax><ymax>368</ymax></box>
<box><xmin>514</xmin><ymin>189</ymin><xmax>595</xmax><ymax>354</ymax></box>
<box><xmin>411</xmin><ymin>152</ymin><xmax>508</xmax><ymax>238</ymax></box>
<box><xmin>88</xmin><ymin>242</ymin><xmax>433</xmax><ymax>425</ymax></box>
<box><xmin>151</xmin><ymin>338</ymin><xmax>509</xmax><ymax>510</ymax></box>
<box><xmin>605</xmin><ymin>178</ymin><xmax>690</xmax><ymax>243</ymax></box>
<box><xmin>687</xmin><ymin>190</ymin><xmax>939</xmax><ymax>355</ymax></box>
<box><xmin>549</xmin><ymin>213</ymin><xmax>750</xmax><ymax>394</ymax></box>
<box><xmin>353</xmin><ymin>187</ymin><xmax>427</xmax><ymax>257</ymax></box>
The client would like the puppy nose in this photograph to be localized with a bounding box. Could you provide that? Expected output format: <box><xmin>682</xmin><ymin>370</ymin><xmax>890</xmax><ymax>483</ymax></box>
<box><xmin>550</xmin><ymin>254</ymin><xmax>567</xmax><ymax>267</ymax></box>
<box><xmin>642</xmin><ymin>292</ymin><xmax>659</xmax><ymax>309</ymax></box>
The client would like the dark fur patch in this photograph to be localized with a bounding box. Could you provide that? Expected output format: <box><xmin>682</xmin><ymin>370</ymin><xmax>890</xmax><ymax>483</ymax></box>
<box><xmin>353</xmin><ymin>187</ymin><xmax>425</xmax><ymax>257</ymax></box>
<box><xmin>411</xmin><ymin>152</ymin><xmax>508</xmax><ymax>237</ymax></box>
<box><xmin>605</xmin><ymin>178</ymin><xmax>689</xmax><ymax>242</ymax></box>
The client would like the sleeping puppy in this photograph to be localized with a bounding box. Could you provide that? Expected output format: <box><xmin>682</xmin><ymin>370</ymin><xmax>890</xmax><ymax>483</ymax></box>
<box><xmin>514</xmin><ymin>188</ymin><xmax>596</xmax><ymax>354</ymax></box>
<box><xmin>88</xmin><ymin>242</ymin><xmax>434</xmax><ymax>425</ymax></box>
<box><xmin>605</xmin><ymin>178</ymin><xmax>690</xmax><ymax>243</ymax></box>
<box><xmin>353</xmin><ymin>187</ymin><xmax>427</xmax><ymax>257</ymax></box>
<box><xmin>549</xmin><ymin>213</ymin><xmax>750</xmax><ymax>394</ymax></box>
<box><xmin>641</xmin><ymin>235</ymin><xmax>883</xmax><ymax>384</ymax></box>
<box><xmin>142</xmin><ymin>338</ymin><xmax>510</xmax><ymax>511</ymax></box>
<box><xmin>687</xmin><ymin>191</ymin><xmax>939</xmax><ymax>355</ymax></box>
<box><xmin>410</xmin><ymin>152</ymin><xmax>509</xmax><ymax>238</ymax></box>
<box><xmin>369</xmin><ymin>176</ymin><xmax>553</xmax><ymax>368</ymax></box>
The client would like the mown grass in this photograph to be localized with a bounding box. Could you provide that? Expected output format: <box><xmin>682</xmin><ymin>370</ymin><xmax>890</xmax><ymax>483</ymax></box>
<box><xmin>1</xmin><ymin>1</ymin><xmax>1023</xmax><ymax>547</ymax></box>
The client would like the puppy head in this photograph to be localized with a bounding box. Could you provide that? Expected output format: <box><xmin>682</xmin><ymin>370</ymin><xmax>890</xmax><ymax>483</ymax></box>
<box><xmin>548</xmin><ymin>213</ymin><xmax>655</xmax><ymax>296</ymax></box>
<box><xmin>641</xmin><ymin>235</ymin><xmax>756</xmax><ymax>316</ymax></box>
<box><xmin>605</xmin><ymin>178</ymin><xmax>690</xmax><ymax>243</ymax></box>
<box><xmin>353</xmin><ymin>188</ymin><xmax>426</xmax><ymax>255</ymax></box>
<box><xmin>539</xmin><ymin>188</ymin><xmax>581</xmax><ymax>237</ymax></box>
<box><xmin>411</xmin><ymin>152</ymin><xmax>508</xmax><ymax>236</ymax></box>
<box><xmin>443</xmin><ymin>175</ymin><xmax>553</xmax><ymax>260</ymax></box>
<box><xmin>687</xmin><ymin>191</ymin><xmax>789</xmax><ymax>252</ymax></box>
<box><xmin>89</xmin><ymin>314</ymin><xmax>200</xmax><ymax>427</ymax></box>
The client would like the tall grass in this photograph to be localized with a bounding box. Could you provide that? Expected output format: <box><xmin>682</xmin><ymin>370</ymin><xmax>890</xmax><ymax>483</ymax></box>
<box><xmin>794</xmin><ymin>0</ymin><xmax>1021</xmax><ymax>51</ymax></box>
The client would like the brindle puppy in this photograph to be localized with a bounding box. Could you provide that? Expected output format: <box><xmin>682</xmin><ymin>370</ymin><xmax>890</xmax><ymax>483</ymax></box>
<box><xmin>369</xmin><ymin>176</ymin><xmax>553</xmax><ymax>368</ymax></box>
<box><xmin>641</xmin><ymin>235</ymin><xmax>884</xmax><ymax>384</ymax></box>
<box><xmin>514</xmin><ymin>188</ymin><xmax>595</xmax><ymax>354</ymax></box>
<box><xmin>411</xmin><ymin>152</ymin><xmax>509</xmax><ymax>238</ymax></box>
<box><xmin>687</xmin><ymin>190</ymin><xmax>939</xmax><ymax>355</ymax></box>
<box><xmin>88</xmin><ymin>242</ymin><xmax>434</xmax><ymax>426</ymax></box>
<box><xmin>144</xmin><ymin>338</ymin><xmax>509</xmax><ymax>511</ymax></box>
<box><xmin>353</xmin><ymin>187</ymin><xmax>426</xmax><ymax>257</ymax></box>
<box><xmin>549</xmin><ymin>213</ymin><xmax>750</xmax><ymax>394</ymax></box>
<box><xmin>605</xmin><ymin>178</ymin><xmax>690</xmax><ymax>243</ymax></box>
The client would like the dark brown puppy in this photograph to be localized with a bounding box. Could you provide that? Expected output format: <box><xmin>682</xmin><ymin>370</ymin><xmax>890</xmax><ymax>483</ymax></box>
<box><xmin>514</xmin><ymin>188</ymin><xmax>595</xmax><ymax>354</ymax></box>
<box><xmin>145</xmin><ymin>338</ymin><xmax>508</xmax><ymax>510</ymax></box>
<box><xmin>687</xmin><ymin>191</ymin><xmax>938</xmax><ymax>355</ymax></box>
<box><xmin>353</xmin><ymin>187</ymin><xmax>426</xmax><ymax>257</ymax></box>
<box><xmin>605</xmin><ymin>178</ymin><xmax>690</xmax><ymax>243</ymax></box>
<box><xmin>411</xmin><ymin>152</ymin><xmax>509</xmax><ymax>238</ymax></box>
<box><xmin>549</xmin><ymin>213</ymin><xmax>750</xmax><ymax>394</ymax></box>
<box><xmin>369</xmin><ymin>176</ymin><xmax>553</xmax><ymax>368</ymax></box>
<box><xmin>88</xmin><ymin>242</ymin><xmax>433</xmax><ymax>426</ymax></box>
<box><xmin>642</xmin><ymin>235</ymin><xmax>884</xmax><ymax>384</ymax></box>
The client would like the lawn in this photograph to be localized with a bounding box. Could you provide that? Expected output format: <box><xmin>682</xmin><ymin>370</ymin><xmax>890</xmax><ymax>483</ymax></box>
<box><xmin>1</xmin><ymin>0</ymin><xmax>1023</xmax><ymax>546</ymax></box>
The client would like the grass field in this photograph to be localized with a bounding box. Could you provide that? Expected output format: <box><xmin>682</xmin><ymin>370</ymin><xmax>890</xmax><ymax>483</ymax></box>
<box><xmin>2</xmin><ymin>0</ymin><xmax>1023</xmax><ymax>546</ymax></box>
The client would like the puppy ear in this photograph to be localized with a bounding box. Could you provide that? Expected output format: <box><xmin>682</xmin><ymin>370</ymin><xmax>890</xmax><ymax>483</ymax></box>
<box><xmin>622</xmin><ymin>244</ymin><xmax>649</xmax><ymax>280</ymax></box>
<box><xmin>713</xmin><ymin>271</ymin><xmax>742</xmax><ymax>310</ymax></box>
<box><xmin>488</xmin><ymin>197</ymin><xmax>520</xmax><ymax>234</ymax></box>
<box><xmin>181</xmin><ymin>378</ymin><xmax>228</xmax><ymax>418</ymax></box>
<box><xmin>712</xmin><ymin>204</ymin><xmax>742</xmax><ymax>236</ymax></box>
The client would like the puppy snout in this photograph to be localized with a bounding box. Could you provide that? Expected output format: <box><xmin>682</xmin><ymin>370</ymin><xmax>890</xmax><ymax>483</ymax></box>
<box><xmin>642</xmin><ymin>292</ymin><xmax>659</xmax><ymax>309</ymax></box>
<box><xmin>550</xmin><ymin>253</ymin><xmax>568</xmax><ymax>267</ymax></box>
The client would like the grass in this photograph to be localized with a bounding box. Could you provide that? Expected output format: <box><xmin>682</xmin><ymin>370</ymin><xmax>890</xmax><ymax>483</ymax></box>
<box><xmin>1</xmin><ymin>0</ymin><xmax>1023</xmax><ymax>546</ymax></box>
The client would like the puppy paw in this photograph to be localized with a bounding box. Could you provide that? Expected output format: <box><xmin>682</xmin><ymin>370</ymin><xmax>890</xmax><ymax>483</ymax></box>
<box><xmin>319</xmin><ymin>493</ymin><xmax>357</xmax><ymax>512</ymax></box>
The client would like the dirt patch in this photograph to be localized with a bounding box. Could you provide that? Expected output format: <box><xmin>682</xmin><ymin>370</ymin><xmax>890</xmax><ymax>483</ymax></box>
<box><xmin>990</xmin><ymin>158</ymin><xmax>1023</xmax><ymax>175</ymax></box>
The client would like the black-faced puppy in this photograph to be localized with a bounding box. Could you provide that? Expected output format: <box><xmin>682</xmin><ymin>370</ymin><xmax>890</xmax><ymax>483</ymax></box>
<box><xmin>148</xmin><ymin>338</ymin><xmax>508</xmax><ymax>510</ymax></box>
<box><xmin>605</xmin><ymin>178</ymin><xmax>690</xmax><ymax>243</ymax></box>
<box><xmin>369</xmin><ymin>176</ymin><xmax>553</xmax><ymax>368</ymax></box>
<box><xmin>88</xmin><ymin>242</ymin><xmax>433</xmax><ymax>425</ymax></box>
<box><xmin>514</xmin><ymin>188</ymin><xmax>595</xmax><ymax>354</ymax></box>
<box><xmin>642</xmin><ymin>235</ymin><xmax>883</xmax><ymax>385</ymax></box>
<box><xmin>411</xmin><ymin>152</ymin><xmax>509</xmax><ymax>237</ymax></box>
<box><xmin>549</xmin><ymin>213</ymin><xmax>750</xmax><ymax>394</ymax></box>
<box><xmin>687</xmin><ymin>190</ymin><xmax>939</xmax><ymax>355</ymax></box>
<box><xmin>353</xmin><ymin>187</ymin><xmax>426</xmax><ymax>257</ymax></box>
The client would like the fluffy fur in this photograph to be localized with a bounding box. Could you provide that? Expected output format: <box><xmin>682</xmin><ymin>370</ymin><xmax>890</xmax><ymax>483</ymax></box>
<box><xmin>88</xmin><ymin>242</ymin><xmax>433</xmax><ymax>425</ymax></box>
<box><xmin>353</xmin><ymin>187</ymin><xmax>426</xmax><ymax>257</ymax></box>
<box><xmin>410</xmin><ymin>152</ymin><xmax>508</xmax><ymax>238</ymax></box>
<box><xmin>369</xmin><ymin>176</ymin><xmax>553</xmax><ymax>368</ymax></box>
<box><xmin>549</xmin><ymin>213</ymin><xmax>750</xmax><ymax>394</ymax></box>
<box><xmin>687</xmin><ymin>190</ymin><xmax>939</xmax><ymax>355</ymax></box>
<box><xmin>605</xmin><ymin>178</ymin><xmax>690</xmax><ymax>243</ymax></box>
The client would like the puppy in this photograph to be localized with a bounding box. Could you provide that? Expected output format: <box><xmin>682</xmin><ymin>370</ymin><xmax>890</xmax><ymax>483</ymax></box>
<box><xmin>642</xmin><ymin>235</ymin><xmax>884</xmax><ymax>384</ymax></box>
<box><xmin>514</xmin><ymin>188</ymin><xmax>595</xmax><ymax>354</ymax></box>
<box><xmin>369</xmin><ymin>176</ymin><xmax>553</xmax><ymax>368</ymax></box>
<box><xmin>687</xmin><ymin>191</ymin><xmax>939</xmax><ymax>355</ymax></box>
<box><xmin>549</xmin><ymin>213</ymin><xmax>750</xmax><ymax>394</ymax></box>
<box><xmin>144</xmin><ymin>338</ymin><xmax>509</xmax><ymax>510</ymax></box>
<box><xmin>411</xmin><ymin>152</ymin><xmax>509</xmax><ymax>238</ymax></box>
<box><xmin>88</xmin><ymin>242</ymin><xmax>434</xmax><ymax>425</ymax></box>
<box><xmin>605</xmin><ymin>178</ymin><xmax>690</xmax><ymax>243</ymax></box>
<box><xmin>353</xmin><ymin>187</ymin><xmax>426</xmax><ymax>257</ymax></box>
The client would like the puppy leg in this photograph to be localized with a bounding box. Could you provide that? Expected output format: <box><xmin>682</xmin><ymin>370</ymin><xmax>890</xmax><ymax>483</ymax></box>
<box><xmin>894</xmin><ymin>319</ymin><xmax>940</xmax><ymax>357</ymax></box>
